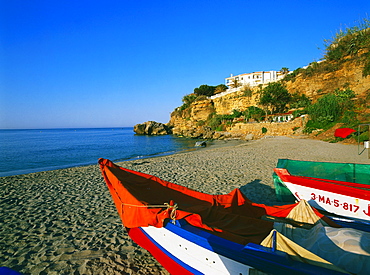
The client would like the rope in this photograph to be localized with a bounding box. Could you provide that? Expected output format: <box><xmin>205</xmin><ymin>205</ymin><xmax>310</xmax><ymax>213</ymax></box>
<box><xmin>121</xmin><ymin>202</ymin><xmax>178</xmax><ymax>224</ymax></box>
<box><xmin>168</xmin><ymin>203</ymin><xmax>178</xmax><ymax>223</ymax></box>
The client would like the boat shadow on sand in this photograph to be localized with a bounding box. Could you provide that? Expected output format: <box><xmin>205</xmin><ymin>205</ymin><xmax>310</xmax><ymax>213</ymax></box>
<box><xmin>239</xmin><ymin>179</ymin><xmax>281</xmax><ymax>205</ymax></box>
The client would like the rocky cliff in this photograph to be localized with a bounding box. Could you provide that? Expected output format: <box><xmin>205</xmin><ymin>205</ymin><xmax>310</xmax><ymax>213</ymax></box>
<box><xmin>168</xmin><ymin>57</ymin><xmax>370</xmax><ymax>140</ymax></box>
<box><xmin>285</xmin><ymin>59</ymin><xmax>370</xmax><ymax>100</ymax></box>
<box><xmin>169</xmin><ymin>89</ymin><xmax>262</xmax><ymax>139</ymax></box>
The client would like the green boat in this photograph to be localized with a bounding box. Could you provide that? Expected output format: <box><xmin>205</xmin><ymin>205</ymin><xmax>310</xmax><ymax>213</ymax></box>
<box><xmin>273</xmin><ymin>159</ymin><xmax>370</xmax><ymax>224</ymax></box>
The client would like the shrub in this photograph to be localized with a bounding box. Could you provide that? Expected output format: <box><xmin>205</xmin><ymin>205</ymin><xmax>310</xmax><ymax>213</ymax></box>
<box><xmin>334</xmin><ymin>88</ymin><xmax>355</xmax><ymax>100</ymax></box>
<box><xmin>244</xmin><ymin>106</ymin><xmax>265</xmax><ymax>122</ymax></box>
<box><xmin>324</xmin><ymin>18</ymin><xmax>370</xmax><ymax>75</ymax></box>
<box><xmin>259</xmin><ymin>82</ymin><xmax>292</xmax><ymax>114</ymax></box>
<box><xmin>240</xmin><ymin>84</ymin><xmax>253</xmax><ymax>97</ymax></box>
<box><xmin>307</xmin><ymin>93</ymin><xmax>341</xmax><ymax>122</ymax></box>
<box><xmin>214</xmin><ymin>84</ymin><xmax>228</xmax><ymax>94</ymax></box>
<box><xmin>363</xmin><ymin>53</ymin><xmax>370</xmax><ymax>77</ymax></box>
<box><xmin>215</xmin><ymin>125</ymin><xmax>225</xmax><ymax>131</ymax></box>
<box><xmin>358</xmin><ymin>131</ymin><xmax>369</xmax><ymax>143</ymax></box>
<box><xmin>303</xmin><ymin>120</ymin><xmax>337</xmax><ymax>134</ymax></box>
<box><xmin>208</xmin><ymin>114</ymin><xmax>223</xmax><ymax>130</ymax></box>
<box><xmin>194</xmin><ymin>85</ymin><xmax>216</xmax><ymax>97</ymax></box>
<box><xmin>292</xmin><ymin>109</ymin><xmax>305</xmax><ymax>118</ymax></box>
<box><xmin>231</xmin><ymin>109</ymin><xmax>243</xmax><ymax>118</ymax></box>
<box><xmin>180</xmin><ymin>94</ymin><xmax>197</xmax><ymax>110</ymax></box>
<box><xmin>304</xmin><ymin>87</ymin><xmax>359</xmax><ymax>133</ymax></box>
<box><xmin>290</xmin><ymin>93</ymin><xmax>311</xmax><ymax>109</ymax></box>
<box><xmin>194</xmin><ymin>95</ymin><xmax>209</xmax><ymax>101</ymax></box>
<box><xmin>282</xmin><ymin>68</ymin><xmax>302</xmax><ymax>82</ymax></box>
<box><xmin>262</xmin><ymin>127</ymin><xmax>268</xmax><ymax>134</ymax></box>
<box><xmin>340</xmin><ymin>110</ymin><xmax>358</xmax><ymax>124</ymax></box>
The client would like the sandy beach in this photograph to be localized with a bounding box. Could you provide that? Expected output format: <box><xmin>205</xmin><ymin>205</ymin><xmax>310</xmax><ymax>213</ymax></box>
<box><xmin>1</xmin><ymin>136</ymin><xmax>369</xmax><ymax>274</ymax></box>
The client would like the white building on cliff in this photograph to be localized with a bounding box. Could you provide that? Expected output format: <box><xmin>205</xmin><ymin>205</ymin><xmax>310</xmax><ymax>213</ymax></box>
<box><xmin>225</xmin><ymin>71</ymin><xmax>286</xmax><ymax>88</ymax></box>
<box><xmin>209</xmin><ymin>70</ymin><xmax>289</xmax><ymax>99</ymax></box>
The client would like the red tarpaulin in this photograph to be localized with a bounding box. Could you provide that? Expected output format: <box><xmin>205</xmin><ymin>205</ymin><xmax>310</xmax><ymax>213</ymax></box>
<box><xmin>334</xmin><ymin>128</ymin><xmax>356</xmax><ymax>138</ymax></box>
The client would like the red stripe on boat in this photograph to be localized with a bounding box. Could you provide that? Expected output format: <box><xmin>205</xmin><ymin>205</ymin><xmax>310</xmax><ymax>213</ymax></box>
<box><xmin>127</xmin><ymin>227</ymin><xmax>195</xmax><ymax>275</ymax></box>
<box><xmin>274</xmin><ymin>168</ymin><xmax>370</xmax><ymax>201</ymax></box>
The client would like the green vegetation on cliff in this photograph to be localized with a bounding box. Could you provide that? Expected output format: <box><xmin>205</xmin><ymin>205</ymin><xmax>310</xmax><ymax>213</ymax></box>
<box><xmin>179</xmin><ymin>84</ymin><xmax>227</xmax><ymax>111</ymax></box>
<box><xmin>193</xmin><ymin>84</ymin><xmax>228</xmax><ymax>97</ymax></box>
<box><xmin>283</xmin><ymin>18</ymin><xmax>370</xmax><ymax>81</ymax></box>
<box><xmin>305</xmin><ymin>89</ymin><xmax>355</xmax><ymax>131</ymax></box>
<box><xmin>259</xmin><ymin>83</ymin><xmax>291</xmax><ymax>113</ymax></box>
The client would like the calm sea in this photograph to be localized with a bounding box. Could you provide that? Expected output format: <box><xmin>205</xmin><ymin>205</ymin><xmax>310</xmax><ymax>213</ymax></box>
<box><xmin>0</xmin><ymin>127</ymin><xmax>197</xmax><ymax>177</ymax></box>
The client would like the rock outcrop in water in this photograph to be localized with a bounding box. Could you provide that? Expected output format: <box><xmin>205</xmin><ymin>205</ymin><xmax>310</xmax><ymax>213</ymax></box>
<box><xmin>133</xmin><ymin>121</ymin><xmax>172</xmax><ymax>135</ymax></box>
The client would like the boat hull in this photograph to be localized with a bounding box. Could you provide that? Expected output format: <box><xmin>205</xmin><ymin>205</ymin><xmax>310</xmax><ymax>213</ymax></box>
<box><xmin>129</xmin><ymin>226</ymin><xmax>255</xmax><ymax>275</ymax></box>
<box><xmin>127</xmin><ymin>220</ymin><xmax>345</xmax><ymax>275</ymax></box>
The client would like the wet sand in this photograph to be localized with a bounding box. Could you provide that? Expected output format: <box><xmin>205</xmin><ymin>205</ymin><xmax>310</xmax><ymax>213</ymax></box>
<box><xmin>1</xmin><ymin>136</ymin><xmax>369</xmax><ymax>274</ymax></box>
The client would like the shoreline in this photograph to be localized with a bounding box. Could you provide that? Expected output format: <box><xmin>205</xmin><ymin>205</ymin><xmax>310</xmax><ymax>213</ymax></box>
<box><xmin>2</xmin><ymin>134</ymin><xmax>366</xmax><ymax>179</ymax></box>
<box><xmin>1</xmin><ymin>137</ymin><xmax>369</xmax><ymax>274</ymax></box>
<box><xmin>0</xmin><ymin>137</ymin><xmax>246</xmax><ymax>178</ymax></box>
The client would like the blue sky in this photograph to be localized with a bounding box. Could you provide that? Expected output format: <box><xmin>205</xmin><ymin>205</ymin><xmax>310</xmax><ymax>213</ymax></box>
<box><xmin>1</xmin><ymin>0</ymin><xmax>369</xmax><ymax>129</ymax></box>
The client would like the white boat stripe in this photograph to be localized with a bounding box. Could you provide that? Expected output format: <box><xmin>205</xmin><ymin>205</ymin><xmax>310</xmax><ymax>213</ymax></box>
<box><xmin>141</xmin><ymin>226</ymin><xmax>254</xmax><ymax>275</ymax></box>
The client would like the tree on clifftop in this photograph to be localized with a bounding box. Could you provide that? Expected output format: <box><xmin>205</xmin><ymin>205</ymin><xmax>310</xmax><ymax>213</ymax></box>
<box><xmin>280</xmin><ymin>67</ymin><xmax>289</xmax><ymax>75</ymax></box>
<box><xmin>214</xmin><ymin>84</ymin><xmax>228</xmax><ymax>94</ymax></box>
<box><xmin>259</xmin><ymin>82</ymin><xmax>291</xmax><ymax>114</ymax></box>
<box><xmin>194</xmin><ymin>85</ymin><xmax>215</xmax><ymax>97</ymax></box>
<box><xmin>194</xmin><ymin>84</ymin><xmax>227</xmax><ymax>97</ymax></box>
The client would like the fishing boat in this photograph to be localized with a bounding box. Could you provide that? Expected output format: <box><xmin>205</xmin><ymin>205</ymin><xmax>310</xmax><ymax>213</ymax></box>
<box><xmin>99</xmin><ymin>158</ymin><xmax>370</xmax><ymax>274</ymax></box>
<box><xmin>273</xmin><ymin>159</ymin><xmax>370</xmax><ymax>225</ymax></box>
